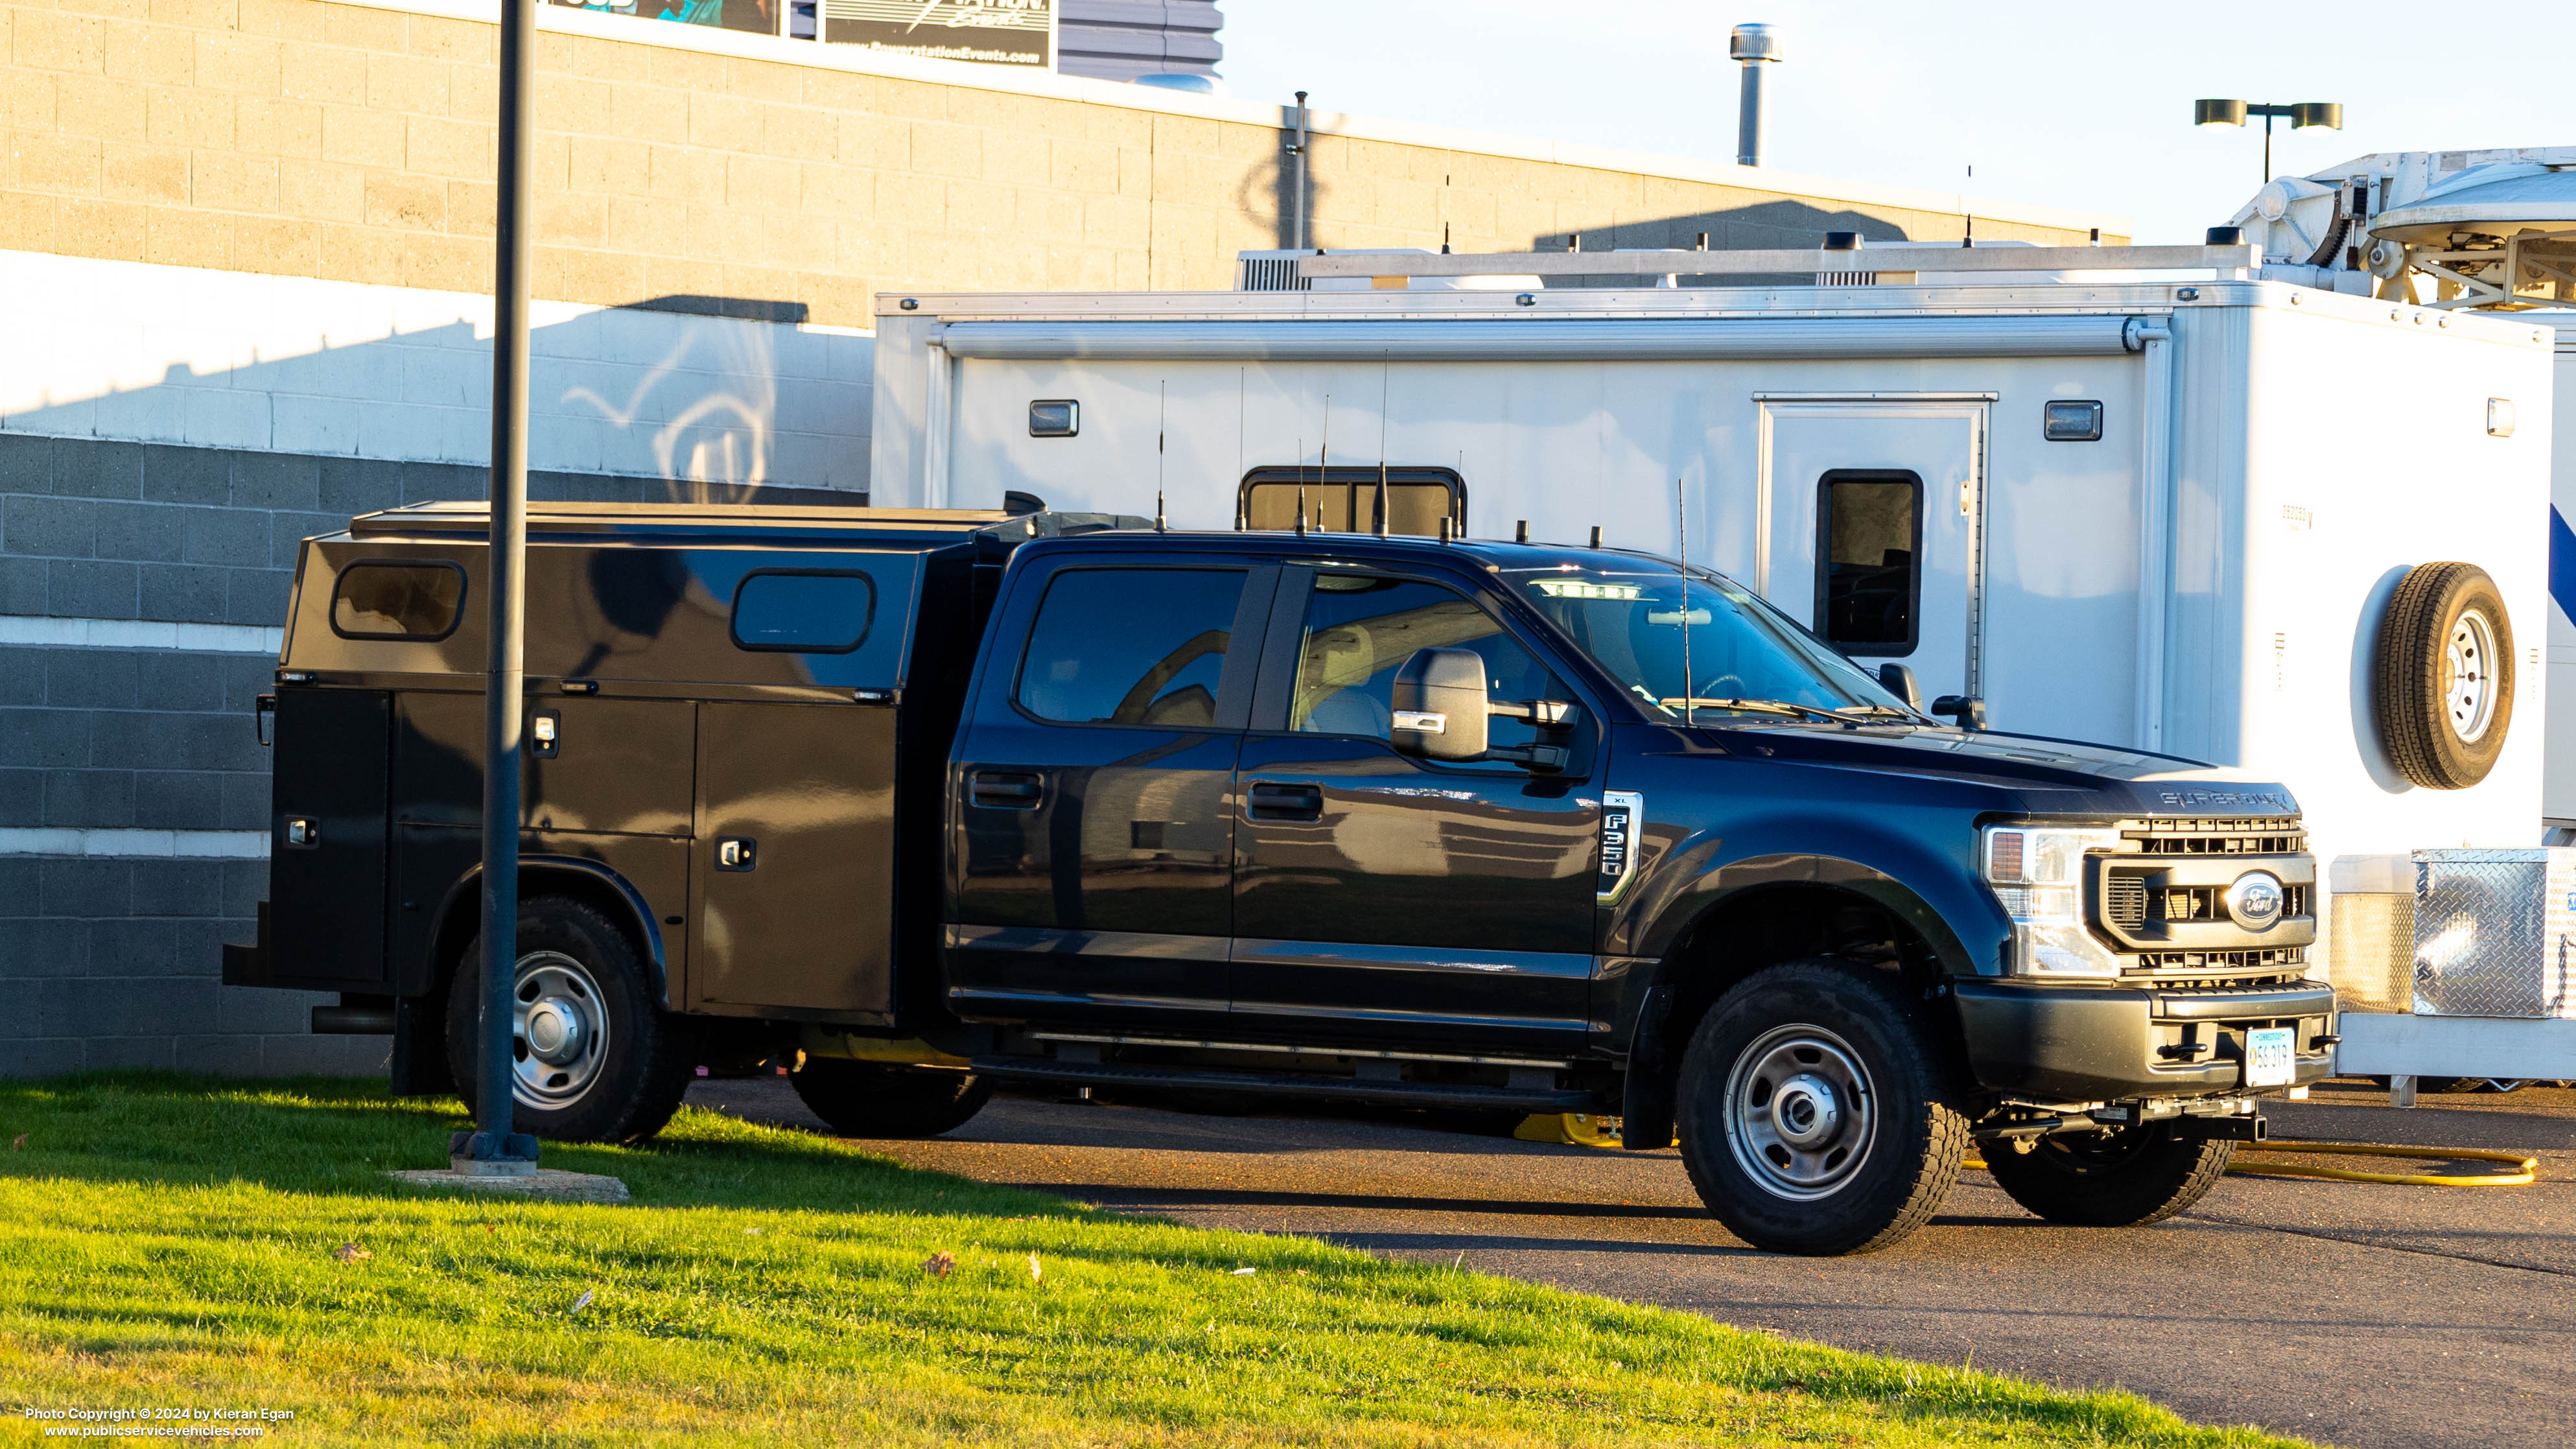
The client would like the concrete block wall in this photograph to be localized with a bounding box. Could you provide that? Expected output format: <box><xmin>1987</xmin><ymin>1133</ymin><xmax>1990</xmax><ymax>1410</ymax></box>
<box><xmin>0</xmin><ymin>0</ymin><xmax>2125</xmax><ymax>332</ymax></box>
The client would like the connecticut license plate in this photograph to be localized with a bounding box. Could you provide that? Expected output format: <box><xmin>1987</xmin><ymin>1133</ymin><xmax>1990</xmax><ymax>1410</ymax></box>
<box><xmin>2244</xmin><ymin>1027</ymin><xmax>2296</xmax><ymax>1088</ymax></box>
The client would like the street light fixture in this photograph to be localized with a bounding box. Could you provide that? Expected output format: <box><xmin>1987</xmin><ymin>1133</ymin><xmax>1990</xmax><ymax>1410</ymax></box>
<box><xmin>2195</xmin><ymin>98</ymin><xmax>2343</xmax><ymax>183</ymax></box>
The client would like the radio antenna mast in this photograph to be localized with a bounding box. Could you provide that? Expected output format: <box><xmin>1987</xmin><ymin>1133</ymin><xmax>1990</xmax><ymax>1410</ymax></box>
<box><xmin>1375</xmin><ymin>352</ymin><xmax>1391</xmax><ymax>538</ymax></box>
<box><xmin>1678</xmin><ymin>476</ymin><xmax>1693</xmax><ymax>729</ymax></box>
<box><xmin>1318</xmin><ymin>394</ymin><xmax>1331</xmax><ymax>530</ymax></box>
<box><xmin>1156</xmin><ymin>380</ymin><xmax>1168</xmax><ymax>531</ymax></box>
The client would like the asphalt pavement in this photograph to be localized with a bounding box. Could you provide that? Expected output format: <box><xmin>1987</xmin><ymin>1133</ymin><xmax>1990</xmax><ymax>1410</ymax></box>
<box><xmin>688</xmin><ymin>1075</ymin><xmax>2576</xmax><ymax>1449</ymax></box>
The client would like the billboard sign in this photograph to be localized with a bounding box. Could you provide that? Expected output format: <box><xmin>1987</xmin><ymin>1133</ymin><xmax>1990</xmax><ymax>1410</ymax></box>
<box><xmin>821</xmin><ymin>0</ymin><xmax>1055</xmax><ymax>68</ymax></box>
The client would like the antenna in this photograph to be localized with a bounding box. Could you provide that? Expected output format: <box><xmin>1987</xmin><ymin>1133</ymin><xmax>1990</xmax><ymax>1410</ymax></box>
<box><xmin>1438</xmin><ymin>516</ymin><xmax>1453</xmax><ymax>543</ymax></box>
<box><xmin>1516</xmin><ymin>519</ymin><xmax>1528</xmax><ymax>544</ymax></box>
<box><xmin>1677</xmin><ymin>476</ymin><xmax>1692</xmax><ymax>729</ymax></box>
<box><xmin>1296</xmin><ymin>483</ymin><xmax>1307</xmax><ymax>536</ymax></box>
<box><xmin>1156</xmin><ymin>379</ymin><xmax>1167</xmax><ymax>526</ymax></box>
<box><xmin>1375</xmin><ymin>351</ymin><xmax>1391</xmax><ymax>539</ymax></box>
<box><xmin>1589</xmin><ymin>524</ymin><xmax>1602</xmax><ymax>549</ymax></box>
<box><xmin>1318</xmin><ymin>394</ymin><xmax>1332</xmax><ymax>529</ymax></box>
<box><xmin>1156</xmin><ymin>489</ymin><xmax>1167</xmax><ymax>532</ymax></box>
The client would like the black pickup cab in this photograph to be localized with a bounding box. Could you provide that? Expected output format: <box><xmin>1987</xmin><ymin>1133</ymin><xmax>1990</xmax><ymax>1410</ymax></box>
<box><xmin>229</xmin><ymin>502</ymin><xmax>2332</xmax><ymax>1255</ymax></box>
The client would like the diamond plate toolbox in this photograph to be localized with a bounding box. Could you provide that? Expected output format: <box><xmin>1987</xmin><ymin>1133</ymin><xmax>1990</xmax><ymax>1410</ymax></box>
<box><xmin>2411</xmin><ymin>849</ymin><xmax>2576</xmax><ymax>1019</ymax></box>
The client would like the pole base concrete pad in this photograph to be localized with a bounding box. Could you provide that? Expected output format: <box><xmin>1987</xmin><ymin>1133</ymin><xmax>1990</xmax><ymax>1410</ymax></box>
<box><xmin>384</xmin><ymin>1168</ymin><xmax>631</xmax><ymax>1203</ymax></box>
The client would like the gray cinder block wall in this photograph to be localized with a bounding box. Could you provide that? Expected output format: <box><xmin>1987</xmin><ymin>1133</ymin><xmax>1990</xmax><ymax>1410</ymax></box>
<box><xmin>0</xmin><ymin>430</ymin><xmax>854</xmax><ymax>1078</ymax></box>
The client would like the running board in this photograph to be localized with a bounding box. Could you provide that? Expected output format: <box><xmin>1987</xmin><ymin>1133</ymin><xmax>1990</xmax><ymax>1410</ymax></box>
<box><xmin>968</xmin><ymin>1057</ymin><xmax>1601</xmax><ymax>1112</ymax></box>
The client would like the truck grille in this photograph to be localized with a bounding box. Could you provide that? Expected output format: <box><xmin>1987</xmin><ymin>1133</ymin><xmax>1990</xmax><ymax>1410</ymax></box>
<box><xmin>2119</xmin><ymin>818</ymin><xmax>2307</xmax><ymax>856</ymax></box>
<box><xmin>2106</xmin><ymin>880</ymin><xmax>2311</xmax><ymax>930</ymax></box>
<box><xmin>2101</xmin><ymin>817</ymin><xmax>2315</xmax><ymax>983</ymax></box>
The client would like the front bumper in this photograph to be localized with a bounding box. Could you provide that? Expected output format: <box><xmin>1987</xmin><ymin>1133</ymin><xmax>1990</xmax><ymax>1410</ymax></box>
<box><xmin>1951</xmin><ymin>978</ymin><xmax>2337</xmax><ymax>1101</ymax></box>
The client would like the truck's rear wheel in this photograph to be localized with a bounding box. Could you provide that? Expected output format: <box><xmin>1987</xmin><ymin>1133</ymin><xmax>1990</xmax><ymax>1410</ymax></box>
<box><xmin>1982</xmin><ymin>1122</ymin><xmax>2232</xmax><ymax>1226</ymax></box>
<box><xmin>445</xmin><ymin>896</ymin><xmax>692</xmax><ymax>1145</ymax></box>
<box><xmin>1675</xmin><ymin>960</ymin><xmax>1968</xmax><ymax>1256</ymax></box>
<box><xmin>791</xmin><ymin>1059</ymin><xmax>994</xmax><ymax>1138</ymax></box>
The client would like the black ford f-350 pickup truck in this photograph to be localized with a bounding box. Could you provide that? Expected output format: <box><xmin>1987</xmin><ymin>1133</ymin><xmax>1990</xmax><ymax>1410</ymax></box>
<box><xmin>227</xmin><ymin>501</ymin><xmax>2332</xmax><ymax>1255</ymax></box>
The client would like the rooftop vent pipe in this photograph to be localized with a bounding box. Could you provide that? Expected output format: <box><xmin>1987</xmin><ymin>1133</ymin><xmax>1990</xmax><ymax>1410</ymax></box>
<box><xmin>1731</xmin><ymin>23</ymin><xmax>1781</xmax><ymax>167</ymax></box>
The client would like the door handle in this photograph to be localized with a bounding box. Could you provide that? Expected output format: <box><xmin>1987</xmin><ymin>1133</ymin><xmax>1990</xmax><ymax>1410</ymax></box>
<box><xmin>1247</xmin><ymin>781</ymin><xmax>1324</xmax><ymax>822</ymax></box>
<box><xmin>716</xmin><ymin>837</ymin><xmax>757</xmax><ymax>871</ymax></box>
<box><xmin>968</xmin><ymin>770</ymin><xmax>1044</xmax><ymax>809</ymax></box>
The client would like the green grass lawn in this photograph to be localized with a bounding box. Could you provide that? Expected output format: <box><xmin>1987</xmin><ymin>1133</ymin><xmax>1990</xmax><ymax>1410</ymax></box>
<box><xmin>0</xmin><ymin>1074</ymin><xmax>2308</xmax><ymax>1447</ymax></box>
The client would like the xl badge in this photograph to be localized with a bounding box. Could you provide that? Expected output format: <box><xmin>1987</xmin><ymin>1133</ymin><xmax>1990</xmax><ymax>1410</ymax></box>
<box><xmin>1598</xmin><ymin>791</ymin><xmax>1645</xmax><ymax>904</ymax></box>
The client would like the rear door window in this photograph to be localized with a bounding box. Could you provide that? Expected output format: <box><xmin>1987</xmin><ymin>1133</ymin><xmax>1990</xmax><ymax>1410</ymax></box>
<box><xmin>331</xmin><ymin>560</ymin><xmax>467</xmax><ymax>640</ymax></box>
<box><xmin>1016</xmin><ymin>569</ymin><xmax>1247</xmax><ymax>727</ymax></box>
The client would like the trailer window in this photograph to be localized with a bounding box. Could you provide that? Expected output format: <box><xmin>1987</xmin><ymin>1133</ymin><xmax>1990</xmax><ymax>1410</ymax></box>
<box><xmin>331</xmin><ymin>560</ymin><xmax>467</xmax><ymax>641</ymax></box>
<box><xmin>1016</xmin><ymin>569</ymin><xmax>1245</xmax><ymax>727</ymax></box>
<box><xmin>1814</xmin><ymin>471</ymin><xmax>1921</xmax><ymax>656</ymax></box>
<box><xmin>731</xmin><ymin>570</ymin><xmax>877</xmax><ymax>654</ymax></box>
<box><xmin>1239</xmin><ymin>466</ymin><xmax>1464</xmax><ymax>537</ymax></box>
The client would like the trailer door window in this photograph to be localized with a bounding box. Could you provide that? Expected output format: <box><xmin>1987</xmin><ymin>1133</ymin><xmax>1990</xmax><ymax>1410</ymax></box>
<box><xmin>1239</xmin><ymin>466</ymin><xmax>1464</xmax><ymax>536</ymax></box>
<box><xmin>1815</xmin><ymin>471</ymin><xmax>1921</xmax><ymax>656</ymax></box>
<box><xmin>1016</xmin><ymin>569</ymin><xmax>1246</xmax><ymax>727</ymax></box>
<box><xmin>331</xmin><ymin>560</ymin><xmax>467</xmax><ymax>640</ymax></box>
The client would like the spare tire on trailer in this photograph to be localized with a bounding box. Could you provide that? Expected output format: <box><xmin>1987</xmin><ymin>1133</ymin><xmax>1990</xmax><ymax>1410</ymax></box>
<box><xmin>2373</xmin><ymin>561</ymin><xmax>2514</xmax><ymax>789</ymax></box>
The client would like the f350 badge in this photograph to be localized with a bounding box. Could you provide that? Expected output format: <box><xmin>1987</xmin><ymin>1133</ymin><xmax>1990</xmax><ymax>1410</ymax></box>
<box><xmin>1598</xmin><ymin>791</ymin><xmax>1644</xmax><ymax>904</ymax></box>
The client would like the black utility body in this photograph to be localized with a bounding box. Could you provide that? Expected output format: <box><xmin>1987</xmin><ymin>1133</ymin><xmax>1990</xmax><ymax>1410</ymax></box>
<box><xmin>229</xmin><ymin>502</ymin><xmax>2334</xmax><ymax>1255</ymax></box>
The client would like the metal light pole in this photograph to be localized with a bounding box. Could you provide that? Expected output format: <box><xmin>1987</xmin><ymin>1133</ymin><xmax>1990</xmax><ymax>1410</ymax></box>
<box><xmin>1730</xmin><ymin>23</ymin><xmax>1781</xmax><ymax>167</ymax></box>
<box><xmin>2194</xmin><ymin>99</ymin><xmax>2343</xmax><ymax>183</ymax></box>
<box><xmin>458</xmin><ymin>0</ymin><xmax>539</xmax><ymax>1177</ymax></box>
<box><xmin>1288</xmin><ymin>91</ymin><xmax>1309</xmax><ymax>252</ymax></box>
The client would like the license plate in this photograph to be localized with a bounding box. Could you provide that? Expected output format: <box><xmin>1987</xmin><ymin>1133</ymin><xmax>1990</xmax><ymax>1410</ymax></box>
<box><xmin>2245</xmin><ymin>1027</ymin><xmax>2296</xmax><ymax>1087</ymax></box>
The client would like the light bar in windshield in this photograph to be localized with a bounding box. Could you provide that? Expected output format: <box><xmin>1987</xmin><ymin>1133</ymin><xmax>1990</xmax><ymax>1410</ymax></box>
<box><xmin>1530</xmin><ymin>580</ymin><xmax>1643</xmax><ymax>600</ymax></box>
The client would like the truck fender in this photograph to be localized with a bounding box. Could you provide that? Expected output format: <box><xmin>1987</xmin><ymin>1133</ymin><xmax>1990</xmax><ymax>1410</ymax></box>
<box><xmin>1611</xmin><ymin>854</ymin><xmax>1991</xmax><ymax>1150</ymax></box>
<box><xmin>423</xmin><ymin>856</ymin><xmax>673</xmax><ymax>1011</ymax></box>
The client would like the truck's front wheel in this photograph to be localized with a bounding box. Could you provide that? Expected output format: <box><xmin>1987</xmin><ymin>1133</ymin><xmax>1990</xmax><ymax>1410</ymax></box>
<box><xmin>445</xmin><ymin>896</ymin><xmax>693</xmax><ymax>1145</ymax></box>
<box><xmin>791</xmin><ymin>1060</ymin><xmax>994</xmax><ymax>1138</ymax></box>
<box><xmin>1675</xmin><ymin>960</ymin><xmax>1968</xmax><ymax>1256</ymax></box>
<box><xmin>1982</xmin><ymin>1122</ymin><xmax>2233</xmax><ymax>1226</ymax></box>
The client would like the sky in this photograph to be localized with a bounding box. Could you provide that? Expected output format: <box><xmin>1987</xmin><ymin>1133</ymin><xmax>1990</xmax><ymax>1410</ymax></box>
<box><xmin>1216</xmin><ymin>1</ymin><xmax>2570</xmax><ymax>244</ymax></box>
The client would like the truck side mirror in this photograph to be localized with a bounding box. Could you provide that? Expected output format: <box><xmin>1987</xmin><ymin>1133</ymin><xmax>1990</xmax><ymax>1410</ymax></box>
<box><xmin>1877</xmin><ymin>663</ymin><xmax>1922</xmax><ymax>711</ymax></box>
<box><xmin>1930</xmin><ymin>694</ymin><xmax>1987</xmax><ymax>730</ymax></box>
<box><xmin>1392</xmin><ymin>648</ymin><xmax>1575</xmax><ymax>772</ymax></box>
<box><xmin>1391</xmin><ymin>647</ymin><xmax>1491</xmax><ymax>762</ymax></box>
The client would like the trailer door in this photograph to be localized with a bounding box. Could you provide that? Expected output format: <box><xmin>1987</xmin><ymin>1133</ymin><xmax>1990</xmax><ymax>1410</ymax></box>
<box><xmin>1758</xmin><ymin>399</ymin><xmax>1987</xmax><ymax>708</ymax></box>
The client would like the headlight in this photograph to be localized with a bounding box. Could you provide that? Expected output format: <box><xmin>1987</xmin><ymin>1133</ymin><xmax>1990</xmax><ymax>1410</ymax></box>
<box><xmin>1982</xmin><ymin>825</ymin><xmax>2124</xmax><ymax>978</ymax></box>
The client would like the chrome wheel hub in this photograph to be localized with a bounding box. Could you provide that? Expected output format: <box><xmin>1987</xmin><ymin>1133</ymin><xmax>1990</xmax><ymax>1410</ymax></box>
<box><xmin>2444</xmin><ymin>609</ymin><xmax>2498</xmax><ymax>744</ymax></box>
<box><xmin>511</xmin><ymin>950</ymin><xmax>609</xmax><ymax>1111</ymax></box>
<box><xmin>1724</xmin><ymin>1025</ymin><xmax>1877</xmax><ymax>1201</ymax></box>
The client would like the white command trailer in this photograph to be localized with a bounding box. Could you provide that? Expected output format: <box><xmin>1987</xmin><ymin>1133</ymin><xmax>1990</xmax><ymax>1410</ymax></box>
<box><xmin>867</xmin><ymin>250</ymin><xmax>2558</xmax><ymax>1037</ymax></box>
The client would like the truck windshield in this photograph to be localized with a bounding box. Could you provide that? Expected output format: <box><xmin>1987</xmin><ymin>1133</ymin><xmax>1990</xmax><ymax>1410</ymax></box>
<box><xmin>1505</xmin><ymin>558</ymin><xmax>1918</xmax><ymax>724</ymax></box>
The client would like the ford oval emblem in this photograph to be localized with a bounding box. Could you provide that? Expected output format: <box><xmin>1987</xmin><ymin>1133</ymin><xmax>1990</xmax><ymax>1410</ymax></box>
<box><xmin>2224</xmin><ymin>871</ymin><xmax>2286</xmax><ymax>931</ymax></box>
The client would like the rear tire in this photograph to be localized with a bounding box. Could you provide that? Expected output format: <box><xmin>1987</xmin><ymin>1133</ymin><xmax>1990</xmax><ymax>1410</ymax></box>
<box><xmin>1982</xmin><ymin>1122</ymin><xmax>2232</xmax><ymax>1227</ymax></box>
<box><xmin>791</xmin><ymin>1059</ymin><xmax>994</xmax><ymax>1138</ymax></box>
<box><xmin>445</xmin><ymin>895</ymin><xmax>692</xmax><ymax>1145</ymax></box>
<box><xmin>1674</xmin><ymin>959</ymin><xmax>1969</xmax><ymax>1256</ymax></box>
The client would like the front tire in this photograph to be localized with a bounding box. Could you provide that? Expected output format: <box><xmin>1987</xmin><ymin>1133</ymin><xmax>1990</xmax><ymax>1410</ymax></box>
<box><xmin>1982</xmin><ymin>1122</ymin><xmax>2232</xmax><ymax>1227</ymax></box>
<box><xmin>1675</xmin><ymin>960</ymin><xmax>1969</xmax><ymax>1256</ymax></box>
<box><xmin>791</xmin><ymin>1059</ymin><xmax>994</xmax><ymax>1138</ymax></box>
<box><xmin>445</xmin><ymin>895</ymin><xmax>692</xmax><ymax>1145</ymax></box>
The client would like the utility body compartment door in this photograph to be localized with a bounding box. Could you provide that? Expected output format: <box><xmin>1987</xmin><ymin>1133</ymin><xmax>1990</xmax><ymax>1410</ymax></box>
<box><xmin>266</xmin><ymin>688</ymin><xmax>393</xmax><ymax>989</ymax></box>
<box><xmin>690</xmin><ymin>700</ymin><xmax>898</xmax><ymax>1018</ymax></box>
